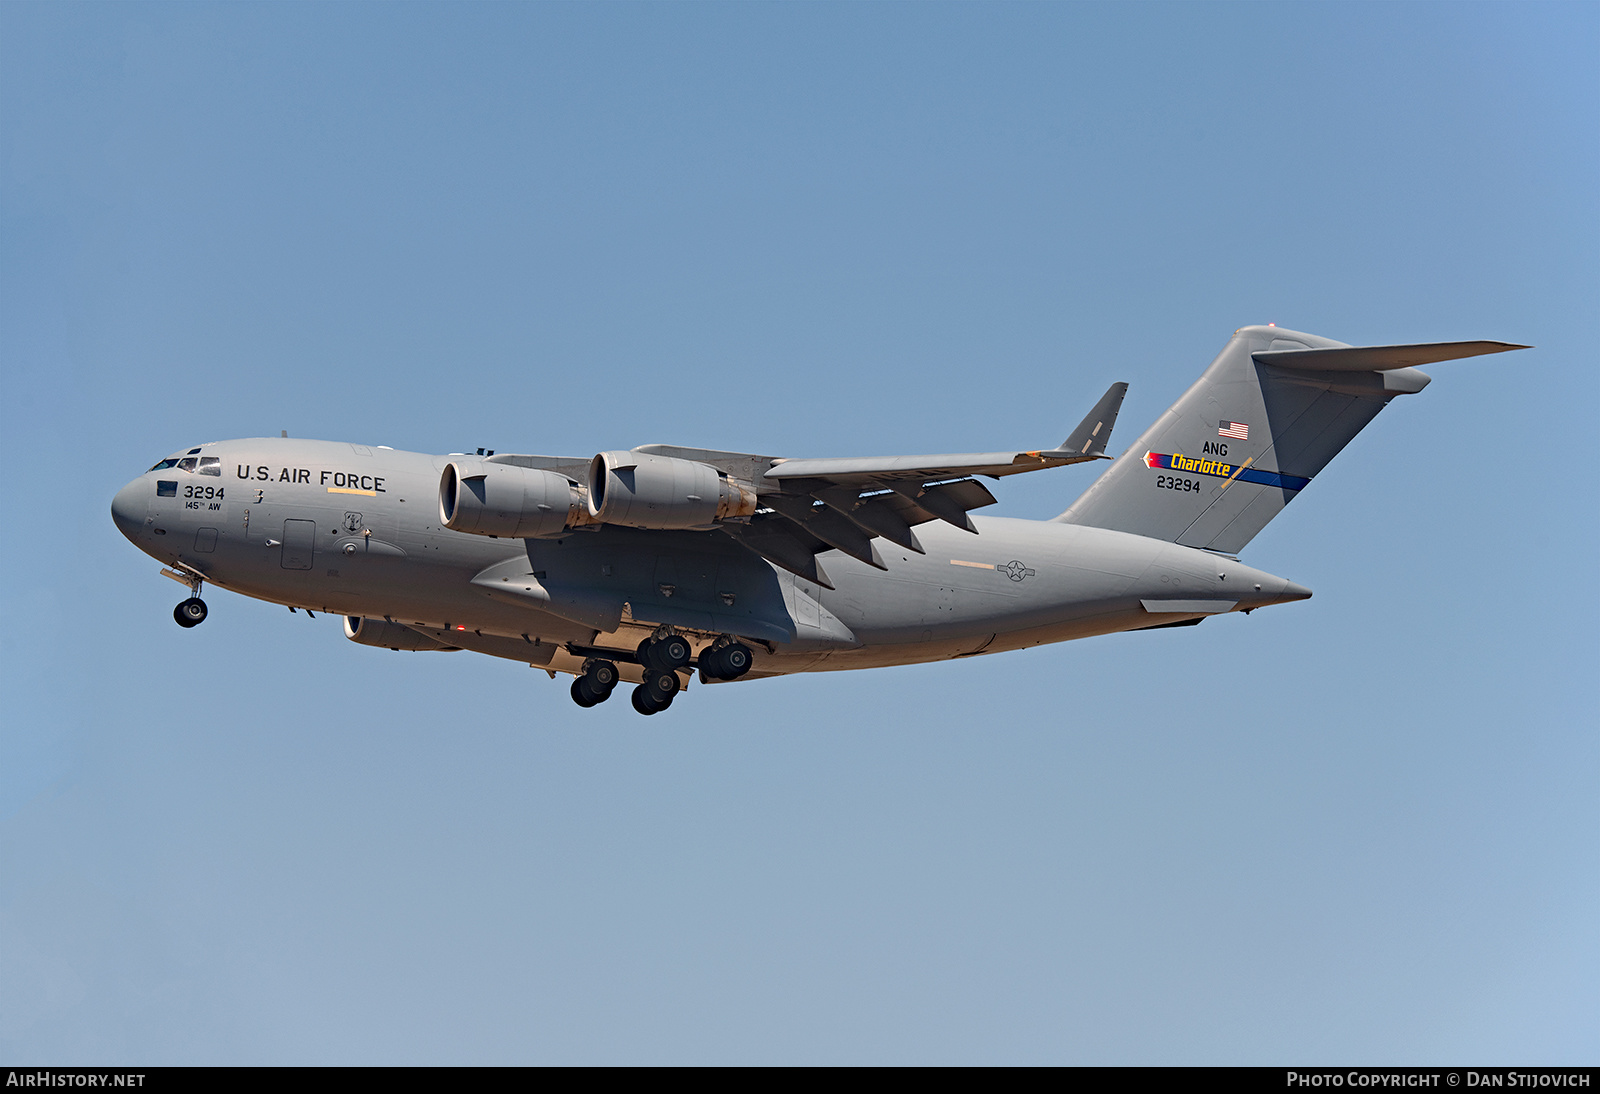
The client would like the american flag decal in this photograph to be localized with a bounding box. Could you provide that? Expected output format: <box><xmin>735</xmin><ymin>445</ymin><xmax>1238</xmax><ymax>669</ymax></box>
<box><xmin>1218</xmin><ymin>421</ymin><xmax>1249</xmax><ymax>440</ymax></box>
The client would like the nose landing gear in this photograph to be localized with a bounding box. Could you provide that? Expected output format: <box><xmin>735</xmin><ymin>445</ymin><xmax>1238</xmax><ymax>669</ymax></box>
<box><xmin>174</xmin><ymin>597</ymin><xmax>208</xmax><ymax>628</ymax></box>
<box><xmin>163</xmin><ymin>564</ymin><xmax>210</xmax><ymax>628</ymax></box>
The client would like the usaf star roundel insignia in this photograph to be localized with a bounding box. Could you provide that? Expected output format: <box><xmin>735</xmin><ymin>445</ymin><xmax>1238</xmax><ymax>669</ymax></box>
<box><xmin>1000</xmin><ymin>560</ymin><xmax>1036</xmax><ymax>582</ymax></box>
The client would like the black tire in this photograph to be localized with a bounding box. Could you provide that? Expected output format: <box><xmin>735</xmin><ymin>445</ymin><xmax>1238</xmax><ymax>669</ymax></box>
<box><xmin>570</xmin><ymin>677</ymin><xmax>599</xmax><ymax>708</ymax></box>
<box><xmin>720</xmin><ymin>643</ymin><xmax>752</xmax><ymax>678</ymax></box>
<box><xmin>654</xmin><ymin>635</ymin><xmax>691</xmax><ymax>670</ymax></box>
<box><xmin>699</xmin><ymin>643</ymin><xmax>751</xmax><ymax>681</ymax></box>
<box><xmin>630</xmin><ymin>685</ymin><xmax>661</xmax><ymax>716</ymax></box>
<box><xmin>174</xmin><ymin>597</ymin><xmax>207</xmax><ymax>628</ymax></box>
<box><xmin>584</xmin><ymin>660</ymin><xmax>619</xmax><ymax>693</ymax></box>
<box><xmin>644</xmin><ymin>669</ymin><xmax>680</xmax><ymax>704</ymax></box>
<box><xmin>699</xmin><ymin>647</ymin><xmax>728</xmax><ymax>679</ymax></box>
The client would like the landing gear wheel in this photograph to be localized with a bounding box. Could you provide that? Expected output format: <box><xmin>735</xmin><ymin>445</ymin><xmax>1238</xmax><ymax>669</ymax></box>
<box><xmin>174</xmin><ymin>597</ymin><xmax>208</xmax><ymax>628</ymax></box>
<box><xmin>630</xmin><ymin>672</ymin><xmax>679</xmax><ymax>715</ymax></box>
<box><xmin>571</xmin><ymin>660</ymin><xmax>617</xmax><ymax>709</ymax></box>
<box><xmin>657</xmin><ymin>635</ymin><xmax>691</xmax><ymax>669</ymax></box>
<box><xmin>639</xmin><ymin>635</ymin><xmax>691</xmax><ymax>673</ymax></box>
<box><xmin>584</xmin><ymin>660</ymin><xmax>619</xmax><ymax>693</ymax></box>
<box><xmin>630</xmin><ymin>685</ymin><xmax>666</xmax><ymax>716</ymax></box>
<box><xmin>700</xmin><ymin>641</ymin><xmax>752</xmax><ymax>680</ymax></box>
<box><xmin>570</xmin><ymin>677</ymin><xmax>601</xmax><ymax>708</ymax></box>
<box><xmin>643</xmin><ymin>669</ymin><xmax>680</xmax><ymax>705</ymax></box>
<box><xmin>719</xmin><ymin>643</ymin><xmax>752</xmax><ymax>678</ymax></box>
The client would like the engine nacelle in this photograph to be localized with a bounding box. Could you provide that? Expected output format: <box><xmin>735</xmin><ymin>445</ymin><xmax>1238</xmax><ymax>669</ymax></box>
<box><xmin>344</xmin><ymin>616</ymin><xmax>458</xmax><ymax>651</ymax></box>
<box><xmin>439</xmin><ymin>461</ymin><xmax>590</xmax><ymax>538</ymax></box>
<box><xmin>586</xmin><ymin>451</ymin><xmax>758</xmax><ymax>530</ymax></box>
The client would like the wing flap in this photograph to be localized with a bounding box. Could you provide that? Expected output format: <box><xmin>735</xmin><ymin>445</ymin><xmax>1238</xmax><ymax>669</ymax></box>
<box><xmin>814</xmin><ymin>486</ymin><xmax>925</xmax><ymax>553</ymax></box>
<box><xmin>719</xmin><ymin>519</ymin><xmax>835</xmax><ymax>589</ymax></box>
<box><xmin>764</xmin><ymin>496</ymin><xmax>888</xmax><ymax>570</ymax></box>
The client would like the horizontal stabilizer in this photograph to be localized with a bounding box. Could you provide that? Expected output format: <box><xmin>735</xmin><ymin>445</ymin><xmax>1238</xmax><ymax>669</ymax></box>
<box><xmin>1253</xmin><ymin>340</ymin><xmax>1529</xmax><ymax>371</ymax></box>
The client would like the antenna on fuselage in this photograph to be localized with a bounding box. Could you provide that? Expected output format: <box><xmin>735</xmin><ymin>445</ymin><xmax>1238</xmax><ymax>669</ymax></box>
<box><xmin>281</xmin><ymin>430</ymin><xmax>288</xmax><ymax>438</ymax></box>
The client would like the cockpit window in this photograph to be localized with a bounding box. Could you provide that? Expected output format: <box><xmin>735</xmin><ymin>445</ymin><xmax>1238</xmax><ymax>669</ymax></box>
<box><xmin>149</xmin><ymin>458</ymin><xmax>179</xmax><ymax>471</ymax></box>
<box><xmin>197</xmin><ymin>457</ymin><xmax>221</xmax><ymax>476</ymax></box>
<box><xmin>187</xmin><ymin>448</ymin><xmax>202</xmax><ymax>455</ymax></box>
<box><xmin>177</xmin><ymin>458</ymin><xmax>197</xmax><ymax>472</ymax></box>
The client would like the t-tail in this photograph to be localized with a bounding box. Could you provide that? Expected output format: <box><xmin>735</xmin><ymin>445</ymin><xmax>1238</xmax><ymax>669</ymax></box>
<box><xmin>1056</xmin><ymin>325</ymin><xmax>1529</xmax><ymax>554</ymax></box>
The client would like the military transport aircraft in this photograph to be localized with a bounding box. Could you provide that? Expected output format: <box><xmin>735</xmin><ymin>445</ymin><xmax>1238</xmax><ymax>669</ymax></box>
<box><xmin>111</xmin><ymin>325</ymin><xmax>1526</xmax><ymax>715</ymax></box>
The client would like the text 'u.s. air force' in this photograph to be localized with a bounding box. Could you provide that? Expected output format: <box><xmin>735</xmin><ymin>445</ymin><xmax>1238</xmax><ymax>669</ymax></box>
<box><xmin>237</xmin><ymin>465</ymin><xmax>386</xmax><ymax>492</ymax></box>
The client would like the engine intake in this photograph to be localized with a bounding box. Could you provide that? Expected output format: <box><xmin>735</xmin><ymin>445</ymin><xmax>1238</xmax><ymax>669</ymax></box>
<box><xmin>587</xmin><ymin>451</ymin><xmax>758</xmax><ymax>530</ymax></box>
<box><xmin>439</xmin><ymin>461</ymin><xmax>592</xmax><ymax>538</ymax></box>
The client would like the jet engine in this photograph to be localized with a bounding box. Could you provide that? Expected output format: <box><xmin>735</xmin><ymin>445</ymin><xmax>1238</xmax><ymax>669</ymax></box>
<box><xmin>586</xmin><ymin>451</ymin><xmax>758</xmax><ymax>530</ymax></box>
<box><xmin>439</xmin><ymin>461</ymin><xmax>591</xmax><ymax>538</ymax></box>
<box><xmin>344</xmin><ymin>616</ymin><xmax>459</xmax><ymax>651</ymax></box>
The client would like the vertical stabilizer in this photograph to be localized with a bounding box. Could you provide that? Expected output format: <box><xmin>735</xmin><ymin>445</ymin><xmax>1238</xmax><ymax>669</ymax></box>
<box><xmin>1056</xmin><ymin>326</ymin><xmax>1524</xmax><ymax>554</ymax></box>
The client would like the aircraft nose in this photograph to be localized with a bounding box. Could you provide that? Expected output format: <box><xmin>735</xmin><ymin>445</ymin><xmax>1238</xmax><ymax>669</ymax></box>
<box><xmin>110</xmin><ymin>479</ymin><xmax>148</xmax><ymax>542</ymax></box>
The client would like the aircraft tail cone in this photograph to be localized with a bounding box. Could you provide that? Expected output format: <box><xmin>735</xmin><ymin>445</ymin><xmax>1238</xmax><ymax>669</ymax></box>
<box><xmin>1278</xmin><ymin>580</ymin><xmax>1313</xmax><ymax>603</ymax></box>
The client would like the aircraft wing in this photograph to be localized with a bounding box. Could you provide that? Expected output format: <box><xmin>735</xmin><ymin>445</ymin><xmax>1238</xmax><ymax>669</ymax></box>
<box><xmin>643</xmin><ymin>382</ymin><xmax>1128</xmax><ymax>588</ymax></box>
<box><xmin>763</xmin><ymin>379</ymin><xmax>1128</xmax><ymax>486</ymax></box>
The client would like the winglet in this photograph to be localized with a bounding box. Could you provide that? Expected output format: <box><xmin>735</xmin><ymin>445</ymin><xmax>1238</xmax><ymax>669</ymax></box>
<box><xmin>1047</xmin><ymin>382</ymin><xmax>1128</xmax><ymax>459</ymax></box>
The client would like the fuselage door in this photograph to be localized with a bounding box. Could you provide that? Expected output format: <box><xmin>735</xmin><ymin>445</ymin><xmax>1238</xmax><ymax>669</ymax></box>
<box><xmin>281</xmin><ymin>519</ymin><xmax>316</xmax><ymax>570</ymax></box>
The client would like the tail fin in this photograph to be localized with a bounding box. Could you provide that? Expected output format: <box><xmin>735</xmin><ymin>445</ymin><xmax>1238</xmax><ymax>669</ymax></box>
<box><xmin>1056</xmin><ymin>326</ymin><xmax>1528</xmax><ymax>553</ymax></box>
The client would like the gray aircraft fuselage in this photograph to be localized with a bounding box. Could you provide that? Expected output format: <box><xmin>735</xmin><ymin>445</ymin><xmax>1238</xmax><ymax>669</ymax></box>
<box><xmin>109</xmin><ymin>436</ymin><xmax>1309</xmax><ymax>684</ymax></box>
<box><xmin>114</xmin><ymin>326</ymin><xmax>1522</xmax><ymax>710</ymax></box>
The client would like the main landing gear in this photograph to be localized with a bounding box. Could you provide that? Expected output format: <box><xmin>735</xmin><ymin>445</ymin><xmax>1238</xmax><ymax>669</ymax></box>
<box><xmin>630</xmin><ymin>667</ymin><xmax>680</xmax><ymax>716</ymax></box>
<box><xmin>570</xmin><ymin>659</ymin><xmax>621</xmax><ymax>708</ymax></box>
<box><xmin>626</xmin><ymin>630</ymin><xmax>691</xmax><ymax>715</ymax></box>
<box><xmin>698</xmin><ymin>640</ymin><xmax>752</xmax><ymax>681</ymax></box>
<box><xmin>566</xmin><ymin>631</ymin><xmax>756</xmax><ymax>715</ymax></box>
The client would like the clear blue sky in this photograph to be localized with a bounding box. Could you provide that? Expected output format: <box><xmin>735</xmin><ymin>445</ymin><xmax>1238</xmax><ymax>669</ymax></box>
<box><xmin>2</xmin><ymin>1</ymin><xmax>1595</xmax><ymax>1064</ymax></box>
